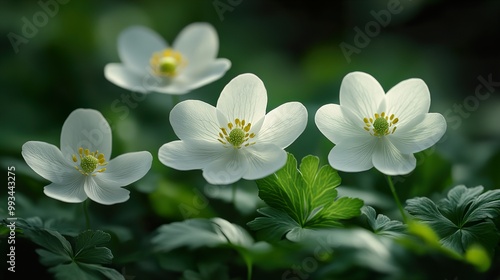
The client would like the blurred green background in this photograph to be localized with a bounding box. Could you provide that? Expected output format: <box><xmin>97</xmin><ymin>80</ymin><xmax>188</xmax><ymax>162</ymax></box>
<box><xmin>1</xmin><ymin>0</ymin><xmax>500</xmax><ymax>279</ymax></box>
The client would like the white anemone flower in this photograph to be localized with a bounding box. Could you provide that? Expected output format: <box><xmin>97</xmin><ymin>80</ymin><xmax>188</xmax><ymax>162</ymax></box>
<box><xmin>158</xmin><ymin>73</ymin><xmax>308</xmax><ymax>185</ymax></box>
<box><xmin>315</xmin><ymin>71</ymin><xmax>446</xmax><ymax>176</ymax></box>
<box><xmin>104</xmin><ymin>22</ymin><xmax>231</xmax><ymax>95</ymax></box>
<box><xmin>21</xmin><ymin>109</ymin><xmax>153</xmax><ymax>205</ymax></box>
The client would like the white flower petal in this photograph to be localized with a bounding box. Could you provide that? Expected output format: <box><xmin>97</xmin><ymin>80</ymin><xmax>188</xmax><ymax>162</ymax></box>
<box><xmin>22</xmin><ymin>141</ymin><xmax>77</xmax><ymax>184</ymax></box>
<box><xmin>44</xmin><ymin>177</ymin><xmax>87</xmax><ymax>203</ymax></box>
<box><xmin>173</xmin><ymin>22</ymin><xmax>219</xmax><ymax>72</ymax></box>
<box><xmin>84</xmin><ymin>177</ymin><xmax>130</xmax><ymax>205</ymax></box>
<box><xmin>170</xmin><ymin>100</ymin><xmax>219</xmax><ymax>142</ymax></box>
<box><xmin>372</xmin><ymin>138</ymin><xmax>416</xmax><ymax>175</ymax></box>
<box><xmin>202</xmin><ymin>150</ymin><xmax>248</xmax><ymax>185</ymax></box>
<box><xmin>153</xmin><ymin>59</ymin><xmax>231</xmax><ymax>95</ymax></box>
<box><xmin>149</xmin><ymin>78</ymin><xmax>191</xmax><ymax>95</ymax></box>
<box><xmin>118</xmin><ymin>25</ymin><xmax>167</xmax><ymax>74</ymax></box>
<box><xmin>243</xmin><ymin>144</ymin><xmax>287</xmax><ymax>180</ymax></box>
<box><xmin>94</xmin><ymin>151</ymin><xmax>152</xmax><ymax>187</ymax></box>
<box><xmin>158</xmin><ymin>140</ymin><xmax>226</xmax><ymax>170</ymax></box>
<box><xmin>60</xmin><ymin>109</ymin><xmax>112</xmax><ymax>160</ymax></box>
<box><xmin>216</xmin><ymin>73</ymin><xmax>267</xmax><ymax>124</ymax></box>
<box><xmin>104</xmin><ymin>63</ymin><xmax>154</xmax><ymax>94</ymax></box>
<box><xmin>315</xmin><ymin>104</ymin><xmax>367</xmax><ymax>145</ymax></box>
<box><xmin>339</xmin><ymin>71</ymin><xmax>385</xmax><ymax>118</ymax></box>
<box><xmin>385</xmin><ymin>78</ymin><xmax>430</xmax><ymax>128</ymax></box>
<box><xmin>389</xmin><ymin>113</ymin><xmax>447</xmax><ymax>154</ymax></box>
<box><xmin>328</xmin><ymin>137</ymin><xmax>377</xmax><ymax>172</ymax></box>
<box><xmin>257</xmin><ymin>102</ymin><xmax>307</xmax><ymax>149</ymax></box>
<box><xmin>181</xmin><ymin>58</ymin><xmax>231</xmax><ymax>89</ymax></box>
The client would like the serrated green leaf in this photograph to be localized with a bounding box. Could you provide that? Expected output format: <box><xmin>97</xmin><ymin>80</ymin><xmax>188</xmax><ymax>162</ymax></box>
<box><xmin>361</xmin><ymin>206</ymin><xmax>406</xmax><ymax>238</ymax></box>
<box><xmin>249</xmin><ymin>153</ymin><xmax>363</xmax><ymax>242</ymax></box>
<box><xmin>247</xmin><ymin>207</ymin><xmax>301</xmax><ymax>241</ymax></box>
<box><xmin>405</xmin><ymin>185</ymin><xmax>500</xmax><ymax>255</ymax></box>
<box><xmin>74</xmin><ymin>230</ymin><xmax>113</xmax><ymax>264</ymax></box>
<box><xmin>19</xmin><ymin>222</ymin><xmax>74</xmax><ymax>262</ymax></box>
<box><xmin>15</xmin><ymin>217</ymin><xmax>121</xmax><ymax>280</ymax></box>
<box><xmin>152</xmin><ymin>217</ymin><xmax>254</xmax><ymax>252</ymax></box>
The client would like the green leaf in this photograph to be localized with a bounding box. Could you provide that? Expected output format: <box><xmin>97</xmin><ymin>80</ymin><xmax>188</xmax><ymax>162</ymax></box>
<box><xmin>360</xmin><ymin>206</ymin><xmax>406</xmax><ymax>238</ymax></box>
<box><xmin>74</xmin><ymin>230</ymin><xmax>114</xmax><ymax>264</ymax></box>
<box><xmin>405</xmin><ymin>185</ymin><xmax>500</xmax><ymax>255</ymax></box>
<box><xmin>248</xmin><ymin>153</ymin><xmax>363</xmax><ymax>241</ymax></box>
<box><xmin>14</xmin><ymin>217</ymin><xmax>123</xmax><ymax>280</ymax></box>
<box><xmin>152</xmin><ymin>217</ymin><xmax>254</xmax><ymax>252</ymax></box>
<box><xmin>246</xmin><ymin>207</ymin><xmax>303</xmax><ymax>241</ymax></box>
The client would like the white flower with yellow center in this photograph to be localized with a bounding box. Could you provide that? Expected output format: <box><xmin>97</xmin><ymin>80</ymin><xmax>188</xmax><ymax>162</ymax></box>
<box><xmin>315</xmin><ymin>71</ymin><xmax>447</xmax><ymax>175</ymax></box>
<box><xmin>21</xmin><ymin>109</ymin><xmax>153</xmax><ymax>205</ymax></box>
<box><xmin>104</xmin><ymin>22</ymin><xmax>231</xmax><ymax>94</ymax></box>
<box><xmin>158</xmin><ymin>73</ymin><xmax>308</xmax><ymax>185</ymax></box>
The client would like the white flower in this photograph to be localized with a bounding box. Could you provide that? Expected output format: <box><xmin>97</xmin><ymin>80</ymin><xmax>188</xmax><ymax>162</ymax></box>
<box><xmin>104</xmin><ymin>22</ymin><xmax>231</xmax><ymax>95</ymax></box>
<box><xmin>21</xmin><ymin>109</ymin><xmax>152</xmax><ymax>205</ymax></box>
<box><xmin>315</xmin><ymin>71</ymin><xmax>446</xmax><ymax>175</ymax></box>
<box><xmin>158</xmin><ymin>73</ymin><xmax>308</xmax><ymax>185</ymax></box>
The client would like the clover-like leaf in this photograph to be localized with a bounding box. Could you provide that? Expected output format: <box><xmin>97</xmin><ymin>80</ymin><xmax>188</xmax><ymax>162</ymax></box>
<box><xmin>405</xmin><ymin>185</ymin><xmax>500</xmax><ymax>255</ymax></box>
<box><xmin>14</xmin><ymin>217</ymin><xmax>123</xmax><ymax>280</ymax></box>
<box><xmin>247</xmin><ymin>153</ymin><xmax>363</xmax><ymax>241</ymax></box>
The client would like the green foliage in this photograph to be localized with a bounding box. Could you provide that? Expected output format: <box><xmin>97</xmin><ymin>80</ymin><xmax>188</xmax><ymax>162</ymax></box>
<box><xmin>405</xmin><ymin>185</ymin><xmax>500</xmax><ymax>256</ymax></box>
<box><xmin>152</xmin><ymin>217</ymin><xmax>255</xmax><ymax>252</ymax></box>
<box><xmin>360</xmin><ymin>206</ymin><xmax>407</xmax><ymax>238</ymax></box>
<box><xmin>15</xmin><ymin>217</ymin><xmax>123</xmax><ymax>280</ymax></box>
<box><xmin>247</xmin><ymin>153</ymin><xmax>363</xmax><ymax>241</ymax></box>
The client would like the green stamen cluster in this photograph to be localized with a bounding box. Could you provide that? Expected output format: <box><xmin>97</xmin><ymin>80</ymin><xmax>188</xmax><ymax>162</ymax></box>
<box><xmin>228</xmin><ymin>128</ymin><xmax>246</xmax><ymax>147</ymax></box>
<box><xmin>80</xmin><ymin>155</ymin><xmax>99</xmax><ymax>173</ymax></box>
<box><xmin>373</xmin><ymin>117</ymin><xmax>389</xmax><ymax>136</ymax></box>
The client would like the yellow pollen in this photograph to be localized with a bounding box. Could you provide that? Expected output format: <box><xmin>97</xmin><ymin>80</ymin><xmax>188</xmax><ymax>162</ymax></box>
<box><xmin>72</xmin><ymin>147</ymin><xmax>108</xmax><ymax>176</ymax></box>
<box><xmin>217</xmin><ymin>118</ymin><xmax>257</xmax><ymax>149</ymax></box>
<box><xmin>150</xmin><ymin>48</ymin><xmax>186</xmax><ymax>77</ymax></box>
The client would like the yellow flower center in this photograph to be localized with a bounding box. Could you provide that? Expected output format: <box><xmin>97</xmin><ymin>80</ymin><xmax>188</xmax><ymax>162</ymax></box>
<box><xmin>218</xmin><ymin>118</ymin><xmax>256</xmax><ymax>149</ymax></box>
<box><xmin>363</xmin><ymin>112</ymin><xmax>399</xmax><ymax>137</ymax></box>
<box><xmin>72</xmin><ymin>147</ymin><xmax>108</xmax><ymax>176</ymax></box>
<box><xmin>150</xmin><ymin>48</ymin><xmax>186</xmax><ymax>77</ymax></box>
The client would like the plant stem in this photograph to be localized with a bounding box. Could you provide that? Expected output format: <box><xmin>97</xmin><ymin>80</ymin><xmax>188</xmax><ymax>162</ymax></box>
<box><xmin>241</xmin><ymin>251</ymin><xmax>253</xmax><ymax>280</ymax></box>
<box><xmin>232</xmin><ymin>183</ymin><xmax>237</xmax><ymax>203</ymax></box>
<box><xmin>83</xmin><ymin>199</ymin><xmax>91</xmax><ymax>229</ymax></box>
<box><xmin>386</xmin><ymin>175</ymin><xmax>407</xmax><ymax>223</ymax></box>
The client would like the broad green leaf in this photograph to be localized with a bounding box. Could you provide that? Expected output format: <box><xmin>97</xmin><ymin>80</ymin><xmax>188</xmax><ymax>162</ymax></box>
<box><xmin>74</xmin><ymin>230</ymin><xmax>114</xmax><ymax>264</ymax></box>
<box><xmin>248</xmin><ymin>153</ymin><xmax>363</xmax><ymax>241</ymax></box>
<box><xmin>299</xmin><ymin>228</ymin><xmax>402</xmax><ymax>275</ymax></box>
<box><xmin>246</xmin><ymin>207</ymin><xmax>302</xmax><ymax>241</ymax></box>
<box><xmin>406</xmin><ymin>185</ymin><xmax>500</xmax><ymax>255</ymax></box>
<box><xmin>49</xmin><ymin>262</ymin><xmax>125</xmax><ymax>280</ymax></box>
<box><xmin>360</xmin><ymin>206</ymin><xmax>406</xmax><ymax>238</ymax></box>
<box><xmin>152</xmin><ymin>217</ymin><xmax>254</xmax><ymax>252</ymax></box>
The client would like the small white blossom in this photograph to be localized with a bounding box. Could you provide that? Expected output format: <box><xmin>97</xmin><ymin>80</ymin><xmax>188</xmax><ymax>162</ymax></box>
<box><xmin>105</xmin><ymin>22</ymin><xmax>231</xmax><ymax>95</ymax></box>
<box><xmin>158</xmin><ymin>73</ymin><xmax>308</xmax><ymax>185</ymax></box>
<box><xmin>22</xmin><ymin>109</ymin><xmax>152</xmax><ymax>205</ymax></box>
<box><xmin>315</xmin><ymin>71</ymin><xmax>446</xmax><ymax>175</ymax></box>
